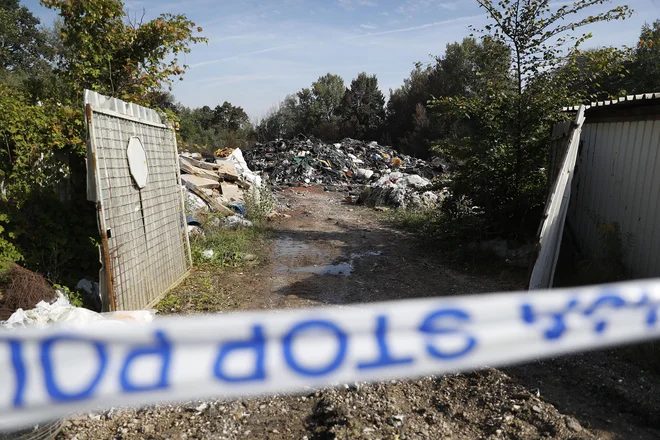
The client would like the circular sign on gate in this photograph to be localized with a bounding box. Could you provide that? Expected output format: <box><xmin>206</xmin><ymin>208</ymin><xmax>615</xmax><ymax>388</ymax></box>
<box><xmin>127</xmin><ymin>136</ymin><xmax>148</xmax><ymax>189</ymax></box>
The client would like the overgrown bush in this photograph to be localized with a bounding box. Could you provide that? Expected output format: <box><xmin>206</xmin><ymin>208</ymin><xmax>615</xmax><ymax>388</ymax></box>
<box><xmin>0</xmin><ymin>264</ymin><xmax>55</xmax><ymax>311</ymax></box>
<box><xmin>430</xmin><ymin>0</ymin><xmax>631</xmax><ymax>239</ymax></box>
<box><xmin>243</xmin><ymin>185</ymin><xmax>276</xmax><ymax>226</ymax></box>
<box><xmin>0</xmin><ymin>0</ymin><xmax>205</xmax><ymax>290</ymax></box>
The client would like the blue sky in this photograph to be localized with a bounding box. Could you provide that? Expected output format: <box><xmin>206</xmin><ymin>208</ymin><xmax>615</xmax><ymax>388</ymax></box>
<box><xmin>22</xmin><ymin>0</ymin><xmax>660</xmax><ymax>120</ymax></box>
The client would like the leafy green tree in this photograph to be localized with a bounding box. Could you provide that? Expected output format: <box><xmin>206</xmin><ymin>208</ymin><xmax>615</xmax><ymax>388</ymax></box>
<box><xmin>0</xmin><ymin>85</ymin><xmax>85</xmax><ymax>267</ymax></box>
<box><xmin>41</xmin><ymin>0</ymin><xmax>206</xmax><ymax>103</ymax></box>
<box><xmin>340</xmin><ymin>72</ymin><xmax>385</xmax><ymax>140</ymax></box>
<box><xmin>385</xmin><ymin>62</ymin><xmax>437</xmax><ymax>155</ymax></box>
<box><xmin>558</xmin><ymin>47</ymin><xmax>633</xmax><ymax>102</ymax></box>
<box><xmin>256</xmin><ymin>105</ymin><xmax>284</xmax><ymax>142</ymax></box>
<box><xmin>430</xmin><ymin>0</ymin><xmax>632</xmax><ymax>237</ymax></box>
<box><xmin>177</xmin><ymin>102</ymin><xmax>254</xmax><ymax>151</ymax></box>
<box><xmin>630</xmin><ymin>20</ymin><xmax>660</xmax><ymax>93</ymax></box>
<box><xmin>0</xmin><ymin>0</ymin><xmax>206</xmax><ymax>280</ymax></box>
<box><xmin>0</xmin><ymin>0</ymin><xmax>51</xmax><ymax>73</ymax></box>
<box><xmin>213</xmin><ymin>102</ymin><xmax>250</xmax><ymax>131</ymax></box>
<box><xmin>310</xmin><ymin>73</ymin><xmax>346</xmax><ymax>124</ymax></box>
<box><xmin>386</xmin><ymin>37</ymin><xmax>511</xmax><ymax>157</ymax></box>
<box><xmin>280</xmin><ymin>94</ymin><xmax>304</xmax><ymax>136</ymax></box>
<box><xmin>0</xmin><ymin>0</ymin><xmax>60</xmax><ymax>100</ymax></box>
<box><xmin>256</xmin><ymin>74</ymin><xmax>349</xmax><ymax>142</ymax></box>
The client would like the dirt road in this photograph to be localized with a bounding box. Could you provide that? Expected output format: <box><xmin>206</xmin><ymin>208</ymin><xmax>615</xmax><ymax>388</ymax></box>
<box><xmin>59</xmin><ymin>188</ymin><xmax>660</xmax><ymax>440</ymax></box>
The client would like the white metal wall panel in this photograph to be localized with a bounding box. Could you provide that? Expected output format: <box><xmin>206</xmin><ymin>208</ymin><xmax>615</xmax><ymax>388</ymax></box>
<box><xmin>85</xmin><ymin>91</ymin><xmax>192</xmax><ymax>311</ymax></box>
<box><xmin>568</xmin><ymin>117</ymin><xmax>660</xmax><ymax>278</ymax></box>
<box><xmin>529</xmin><ymin>107</ymin><xmax>585</xmax><ymax>289</ymax></box>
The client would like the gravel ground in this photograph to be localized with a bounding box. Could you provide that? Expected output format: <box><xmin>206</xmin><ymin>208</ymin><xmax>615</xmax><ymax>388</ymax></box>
<box><xmin>57</xmin><ymin>188</ymin><xmax>660</xmax><ymax>440</ymax></box>
<box><xmin>59</xmin><ymin>370</ymin><xmax>596</xmax><ymax>440</ymax></box>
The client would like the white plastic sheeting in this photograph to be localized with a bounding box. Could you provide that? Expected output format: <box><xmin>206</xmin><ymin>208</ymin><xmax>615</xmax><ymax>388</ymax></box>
<box><xmin>1</xmin><ymin>293</ymin><xmax>155</xmax><ymax>329</ymax></box>
<box><xmin>226</xmin><ymin>148</ymin><xmax>262</xmax><ymax>187</ymax></box>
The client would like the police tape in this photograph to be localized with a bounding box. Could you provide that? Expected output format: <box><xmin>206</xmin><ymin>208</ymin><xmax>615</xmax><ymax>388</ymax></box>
<box><xmin>1</xmin><ymin>279</ymin><xmax>659</xmax><ymax>431</ymax></box>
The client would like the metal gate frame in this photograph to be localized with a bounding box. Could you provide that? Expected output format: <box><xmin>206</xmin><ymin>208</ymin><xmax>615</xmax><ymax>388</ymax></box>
<box><xmin>84</xmin><ymin>91</ymin><xmax>192</xmax><ymax>311</ymax></box>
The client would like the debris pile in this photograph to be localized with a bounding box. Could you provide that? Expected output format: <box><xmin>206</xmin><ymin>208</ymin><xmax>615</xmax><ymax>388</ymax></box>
<box><xmin>179</xmin><ymin>148</ymin><xmax>261</xmax><ymax>225</ymax></box>
<box><xmin>244</xmin><ymin>137</ymin><xmax>444</xmax><ymax>208</ymax></box>
<box><xmin>361</xmin><ymin>172</ymin><xmax>443</xmax><ymax>209</ymax></box>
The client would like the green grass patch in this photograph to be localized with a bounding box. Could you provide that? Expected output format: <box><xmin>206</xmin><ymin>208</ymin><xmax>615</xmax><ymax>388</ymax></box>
<box><xmin>385</xmin><ymin>207</ymin><xmax>510</xmax><ymax>270</ymax></box>
<box><xmin>157</xmin><ymin>273</ymin><xmax>226</xmax><ymax>314</ymax></box>
<box><xmin>190</xmin><ymin>227</ymin><xmax>261</xmax><ymax>267</ymax></box>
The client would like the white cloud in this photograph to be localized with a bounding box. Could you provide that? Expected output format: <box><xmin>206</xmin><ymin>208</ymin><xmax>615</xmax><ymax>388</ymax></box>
<box><xmin>197</xmin><ymin>74</ymin><xmax>307</xmax><ymax>87</ymax></box>
<box><xmin>208</xmin><ymin>33</ymin><xmax>276</xmax><ymax>44</ymax></box>
<box><xmin>347</xmin><ymin>14</ymin><xmax>482</xmax><ymax>40</ymax></box>
<box><xmin>190</xmin><ymin>44</ymin><xmax>300</xmax><ymax>68</ymax></box>
<box><xmin>360</xmin><ymin>24</ymin><xmax>377</xmax><ymax>29</ymax></box>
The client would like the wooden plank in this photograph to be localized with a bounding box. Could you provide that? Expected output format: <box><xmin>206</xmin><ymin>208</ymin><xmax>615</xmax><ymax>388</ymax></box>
<box><xmin>181</xmin><ymin>174</ymin><xmax>220</xmax><ymax>189</ymax></box>
<box><xmin>179</xmin><ymin>157</ymin><xmax>221</xmax><ymax>180</ymax></box>
<box><xmin>180</xmin><ymin>155</ymin><xmax>222</xmax><ymax>171</ymax></box>
<box><xmin>185</xmin><ymin>182</ymin><xmax>233</xmax><ymax>216</ymax></box>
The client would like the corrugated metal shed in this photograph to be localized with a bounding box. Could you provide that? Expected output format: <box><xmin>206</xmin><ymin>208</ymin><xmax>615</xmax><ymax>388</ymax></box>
<box><xmin>564</xmin><ymin>92</ymin><xmax>660</xmax><ymax>112</ymax></box>
<box><xmin>565</xmin><ymin>93</ymin><xmax>660</xmax><ymax>279</ymax></box>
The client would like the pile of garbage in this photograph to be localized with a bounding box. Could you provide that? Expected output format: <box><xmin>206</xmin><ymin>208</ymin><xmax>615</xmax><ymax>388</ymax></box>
<box><xmin>180</xmin><ymin>148</ymin><xmax>261</xmax><ymax>226</ymax></box>
<box><xmin>244</xmin><ymin>137</ymin><xmax>445</xmax><ymax>208</ymax></box>
<box><xmin>360</xmin><ymin>172</ymin><xmax>443</xmax><ymax>209</ymax></box>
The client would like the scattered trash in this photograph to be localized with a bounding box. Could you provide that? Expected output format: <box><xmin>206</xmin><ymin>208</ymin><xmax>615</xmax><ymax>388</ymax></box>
<box><xmin>181</xmin><ymin>174</ymin><xmax>220</xmax><ymax>189</ymax></box>
<box><xmin>230</xmin><ymin>204</ymin><xmax>247</xmax><ymax>217</ymax></box>
<box><xmin>188</xmin><ymin>224</ymin><xmax>205</xmax><ymax>238</ymax></box>
<box><xmin>227</xmin><ymin>148</ymin><xmax>262</xmax><ymax>187</ymax></box>
<box><xmin>223</xmin><ymin>215</ymin><xmax>253</xmax><ymax>230</ymax></box>
<box><xmin>244</xmin><ymin>137</ymin><xmax>439</xmax><ymax>188</ymax></box>
<box><xmin>214</xmin><ymin>147</ymin><xmax>233</xmax><ymax>158</ymax></box>
<box><xmin>220</xmin><ymin>181</ymin><xmax>243</xmax><ymax>203</ymax></box>
<box><xmin>356</xmin><ymin>168</ymin><xmax>374</xmax><ymax>180</ymax></box>
<box><xmin>187</xmin><ymin>218</ymin><xmax>202</xmax><ymax>227</ymax></box>
<box><xmin>244</xmin><ymin>137</ymin><xmax>445</xmax><ymax>208</ymax></box>
<box><xmin>275</xmin><ymin>243</ymin><xmax>383</xmax><ymax>277</ymax></box>
<box><xmin>202</xmin><ymin>249</ymin><xmax>215</xmax><ymax>259</ymax></box>
<box><xmin>360</xmin><ymin>172</ymin><xmax>444</xmax><ymax>209</ymax></box>
<box><xmin>267</xmin><ymin>211</ymin><xmax>291</xmax><ymax>221</ymax></box>
<box><xmin>1</xmin><ymin>292</ymin><xmax>155</xmax><ymax>329</ymax></box>
<box><xmin>477</xmin><ymin>239</ymin><xmax>533</xmax><ymax>268</ymax></box>
<box><xmin>180</xmin><ymin>148</ymin><xmax>264</xmax><ymax>218</ymax></box>
<box><xmin>75</xmin><ymin>278</ymin><xmax>102</xmax><ymax>312</ymax></box>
